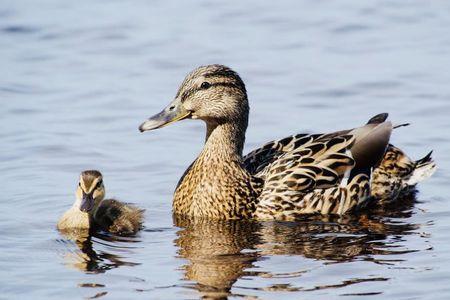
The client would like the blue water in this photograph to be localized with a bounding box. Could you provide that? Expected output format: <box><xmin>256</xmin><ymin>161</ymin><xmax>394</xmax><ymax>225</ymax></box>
<box><xmin>1</xmin><ymin>0</ymin><xmax>450</xmax><ymax>299</ymax></box>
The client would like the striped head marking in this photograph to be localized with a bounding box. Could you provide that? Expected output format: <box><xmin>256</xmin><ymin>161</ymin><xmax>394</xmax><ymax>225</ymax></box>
<box><xmin>139</xmin><ymin>65</ymin><xmax>249</xmax><ymax>131</ymax></box>
<box><xmin>76</xmin><ymin>170</ymin><xmax>105</xmax><ymax>212</ymax></box>
<box><xmin>176</xmin><ymin>65</ymin><xmax>248</xmax><ymax>123</ymax></box>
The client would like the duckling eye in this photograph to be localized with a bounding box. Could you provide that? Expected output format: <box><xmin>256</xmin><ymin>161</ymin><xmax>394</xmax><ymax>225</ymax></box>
<box><xmin>96</xmin><ymin>180</ymin><xmax>103</xmax><ymax>189</ymax></box>
<box><xmin>200</xmin><ymin>82</ymin><xmax>211</xmax><ymax>89</ymax></box>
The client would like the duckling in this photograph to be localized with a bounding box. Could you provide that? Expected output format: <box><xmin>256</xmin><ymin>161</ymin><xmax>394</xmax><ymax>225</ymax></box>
<box><xmin>139</xmin><ymin>65</ymin><xmax>435</xmax><ymax>220</ymax></box>
<box><xmin>57</xmin><ymin>170</ymin><xmax>144</xmax><ymax>235</ymax></box>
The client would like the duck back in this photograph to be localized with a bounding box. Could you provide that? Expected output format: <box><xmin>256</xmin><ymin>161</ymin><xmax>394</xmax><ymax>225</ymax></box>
<box><xmin>93</xmin><ymin>199</ymin><xmax>144</xmax><ymax>235</ymax></box>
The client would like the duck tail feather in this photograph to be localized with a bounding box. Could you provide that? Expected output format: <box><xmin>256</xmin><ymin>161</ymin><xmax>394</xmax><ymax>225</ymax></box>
<box><xmin>416</xmin><ymin>150</ymin><xmax>434</xmax><ymax>166</ymax></box>
<box><xmin>406</xmin><ymin>151</ymin><xmax>437</xmax><ymax>186</ymax></box>
<box><xmin>366</xmin><ymin>113</ymin><xmax>389</xmax><ymax>125</ymax></box>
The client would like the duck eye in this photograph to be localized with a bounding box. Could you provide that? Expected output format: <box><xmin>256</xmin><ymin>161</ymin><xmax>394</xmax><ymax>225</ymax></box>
<box><xmin>96</xmin><ymin>180</ymin><xmax>103</xmax><ymax>189</ymax></box>
<box><xmin>200</xmin><ymin>82</ymin><xmax>211</xmax><ymax>89</ymax></box>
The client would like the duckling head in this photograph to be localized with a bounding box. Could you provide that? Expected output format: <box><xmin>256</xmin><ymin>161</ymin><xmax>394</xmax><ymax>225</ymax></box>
<box><xmin>75</xmin><ymin>170</ymin><xmax>105</xmax><ymax>213</ymax></box>
<box><xmin>139</xmin><ymin>64</ymin><xmax>249</xmax><ymax>132</ymax></box>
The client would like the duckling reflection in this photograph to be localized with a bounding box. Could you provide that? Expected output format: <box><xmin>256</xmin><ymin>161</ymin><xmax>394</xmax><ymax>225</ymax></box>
<box><xmin>58</xmin><ymin>229</ymin><xmax>140</xmax><ymax>273</ymax></box>
<box><xmin>174</xmin><ymin>197</ymin><xmax>422</xmax><ymax>297</ymax></box>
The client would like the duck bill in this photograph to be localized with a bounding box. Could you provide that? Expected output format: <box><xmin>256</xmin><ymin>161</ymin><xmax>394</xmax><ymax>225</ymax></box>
<box><xmin>80</xmin><ymin>192</ymin><xmax>94</xmax><ymax>212</ymax></box>
<box><xmin>139</xmin><ymin>98</ymin><xmax>191</xmax><ymax>132</ymax></box>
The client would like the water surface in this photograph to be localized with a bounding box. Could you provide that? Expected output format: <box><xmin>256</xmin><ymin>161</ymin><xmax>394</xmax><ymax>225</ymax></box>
<box><xmin>1</xmin><ymin>0</ymin><xmax>450</xmax><ymax>299</ymax></box>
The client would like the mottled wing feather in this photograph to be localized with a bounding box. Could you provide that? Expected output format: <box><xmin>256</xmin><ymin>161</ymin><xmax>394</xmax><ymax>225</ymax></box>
<box><xmin>243</xmin><ymin>133</ymin><xmax>375</xmax><ymax>219</ymax></box>
<box><xmin>261</xmin><ymin>135</ymin><xmax>355</xmax><ymax>193</ymax></box>
<box><xmin>243</xmin><ymin>134</ymin><xmax>307</xmax><ymax>175</ymax></box>
<box><xmin>255</xmin><ymin>174</ymin><xmax>371</xmax><ymax>220</ymax></box>
<box><xmin>244</xmin><ymin>133</ymin><xmax>354</xmax><ymax>178</ymax></box>
<box><xmin>243</xmin><ymin>114</ymin><xmax>405</xmax><ymax>218</ymax></box>
<box><xmin>243</xmin><ymin>113</ymin><xmax>391</xmax><ymax>177</ymax></box>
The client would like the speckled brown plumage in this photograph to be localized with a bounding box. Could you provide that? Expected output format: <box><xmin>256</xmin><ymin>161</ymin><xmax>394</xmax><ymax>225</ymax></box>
<box><xmin>173</xmin><ymin>134</ymin><xmax>264</xmax><ymax>218</ymax></box>
<box><xmin>140</xmin><ymin>65</ymin><xmax>435</xmax><ymax>220</ymax></box>
<box><xmin>94</xmin><ymin>199</ymin><xmax>144</xmax><ymax>235</ymax></box>
<box><xmin>371</xmin><ymin>144</ymin><xmax>436</xmax><ymax>203</ymax></box>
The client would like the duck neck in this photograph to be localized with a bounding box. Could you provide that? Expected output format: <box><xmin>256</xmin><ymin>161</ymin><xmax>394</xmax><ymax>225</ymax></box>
<box><xmin>202</xmin><ymin>118</ymin><xmax>247</xmax><ymax>161</ymax></box>
<box><xmin>173</xmin><ymin>115</ymin><xmax>256</xmax><ymax>219</ymax></box>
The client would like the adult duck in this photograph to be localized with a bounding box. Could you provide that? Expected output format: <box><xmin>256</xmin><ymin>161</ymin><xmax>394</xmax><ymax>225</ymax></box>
<box><xmin>139</xmin><ymin>65</ymin><xmax>435</xmax><ymax>220</ymax></box>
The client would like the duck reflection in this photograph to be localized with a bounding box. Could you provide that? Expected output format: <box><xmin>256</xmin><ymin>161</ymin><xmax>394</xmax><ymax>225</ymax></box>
<box><xmin>174</xmin><ymin>195</ymin><xmax>422</xmax><ymax>298</ymax></box>
<box><xmin>58</xmin><ymin>228</ymin><xmax>140</xmax><ymax>273</ymax></box>
<box><xmin>174</xmin><ymin>216</ymin><xmax>262</xmax><ymax>298</ymax></box>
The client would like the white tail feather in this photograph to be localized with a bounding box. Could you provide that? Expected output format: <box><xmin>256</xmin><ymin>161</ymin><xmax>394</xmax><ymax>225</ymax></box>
<box><xmin>407</xmin><ymin>163</ymin><xmax>437</xmax><ymax>186</ymax></box>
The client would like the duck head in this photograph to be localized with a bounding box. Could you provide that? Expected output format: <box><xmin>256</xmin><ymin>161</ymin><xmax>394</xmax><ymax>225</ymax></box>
<box><xmin>139</xmin><ymin>65</ymin><xmax>249</xmax><ymax>132</ymax></box>
<box><xmin>75</xmin><ymin>170</ymin><xmax>105</xmax><ymax>213</ymax></box>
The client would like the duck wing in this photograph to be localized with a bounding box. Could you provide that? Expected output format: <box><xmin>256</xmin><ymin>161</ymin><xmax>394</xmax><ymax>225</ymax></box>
<box><xmin>244</xmin><ymin>114</ymin><xmax>392</xmax><ymax>219</ymax></box>
<box><xmin>253</xmin><ymin>134</ymin><xmax>374</xmax><ymax>219</ymax></box>
<box><xmin>244</xmin><ymin>113</ymin><xmax>392</xmax><ymax>178</ymax></box>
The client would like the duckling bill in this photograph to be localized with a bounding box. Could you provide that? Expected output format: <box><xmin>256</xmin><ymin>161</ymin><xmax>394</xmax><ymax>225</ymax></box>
<box><xmin>57</xmin><ymin>170</ymin><xmax>144</xmax><ymax>235</ymax></box>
